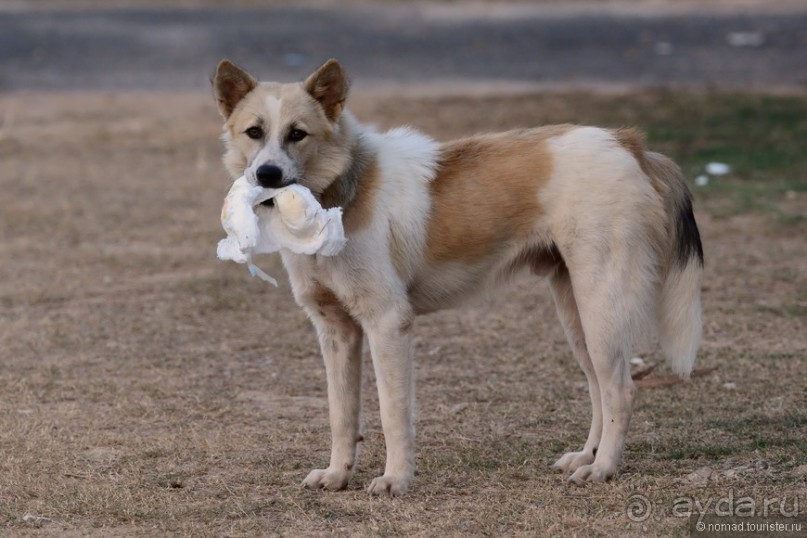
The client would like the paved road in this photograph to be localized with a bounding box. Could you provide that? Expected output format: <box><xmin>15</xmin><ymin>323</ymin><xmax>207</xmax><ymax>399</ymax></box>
<box><xmin>0</xmin><ymin>4</ymin><xmax>805</xmax><ymax>92</ymax></box>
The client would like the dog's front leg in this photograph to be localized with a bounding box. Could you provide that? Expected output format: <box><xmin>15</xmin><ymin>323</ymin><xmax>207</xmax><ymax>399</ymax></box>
<box><xmin>363</xmin><ymin>305</ymin><xmax>416</xmax><ymax>496</ymax></box>
<box><xmin>300</xmin><ymin>290</ymin><xmax>364</xmax><ymax>492</ymax></box>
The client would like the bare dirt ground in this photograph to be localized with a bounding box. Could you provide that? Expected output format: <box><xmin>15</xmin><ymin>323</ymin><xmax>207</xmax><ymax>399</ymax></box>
<box><xmin>0</xmin><ymin>89</ymin><xmax>804</xmax><ymax>536</ymax></box>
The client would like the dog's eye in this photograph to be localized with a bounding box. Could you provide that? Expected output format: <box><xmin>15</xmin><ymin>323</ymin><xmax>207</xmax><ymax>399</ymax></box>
<box><xmin>245</xmin><ymin>126</ymin><xmax>264</xmax><ymax>140</ymax></box>
<box><xmin>288</xmin><ymin>129</ymin><xmax>308</xmax><ymax>142</ymax></box>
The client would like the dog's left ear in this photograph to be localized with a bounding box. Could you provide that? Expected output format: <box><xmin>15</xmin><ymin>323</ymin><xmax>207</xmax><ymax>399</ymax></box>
<box><xmin>213</xmin><ymin>59</ymin><xmax>257</xmax><ymax>119</ymax></box>
<box><xmin>304</xmin><ymin>59</ymin><xmax>349</xmax><ymax>122</ymax></box>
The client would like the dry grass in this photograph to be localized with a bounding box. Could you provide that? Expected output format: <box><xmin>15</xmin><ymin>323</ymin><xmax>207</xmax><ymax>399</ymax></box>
<box><xmin>0</xmin><ymin>89</ymin><xmax>804</xmax><ymax>536</ymax></box>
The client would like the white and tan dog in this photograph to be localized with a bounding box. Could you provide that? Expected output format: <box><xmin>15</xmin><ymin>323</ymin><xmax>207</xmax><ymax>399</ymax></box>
<box><xmin>213</xmin><ymin>59</ymin><xmax>703</xmax><ymax>496</ymax></box>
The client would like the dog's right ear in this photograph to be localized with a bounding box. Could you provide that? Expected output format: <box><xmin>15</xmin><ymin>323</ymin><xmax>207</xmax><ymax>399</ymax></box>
<box><xmin>213</xmin><ymin>60</ymin><xmax>258</xmax><ymax>119</ymax></box>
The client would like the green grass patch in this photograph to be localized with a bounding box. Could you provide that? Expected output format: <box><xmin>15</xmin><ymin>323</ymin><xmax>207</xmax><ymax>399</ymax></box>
<box><xmin>660</xmin><ymin>413</ymin><xmax>807</xmax><ymax>461</ymax></box>
<box><xmin>640</xmin><ymin>93</ymin><xmax>807</xmax><ymax>220</ymax></box>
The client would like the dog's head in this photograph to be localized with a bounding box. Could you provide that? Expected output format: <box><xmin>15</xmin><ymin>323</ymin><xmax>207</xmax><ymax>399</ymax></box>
<box><xmin>213</xmin><ymin>59</ymin><xmax>352</xmax><ymax>194</ymax></box>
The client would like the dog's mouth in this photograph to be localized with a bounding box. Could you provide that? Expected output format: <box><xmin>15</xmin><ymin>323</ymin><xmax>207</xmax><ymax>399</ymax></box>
<box><xmin>252</xmin><ymin>178</ymin><xmax>299</xmax><ymax>208</ymax></box>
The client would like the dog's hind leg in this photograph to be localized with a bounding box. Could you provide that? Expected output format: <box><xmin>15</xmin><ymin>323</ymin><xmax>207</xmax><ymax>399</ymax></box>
<box><xmin>564</xmin><ymin>259</ymin><xmax>644</xmax><ymax>484</ymax></box>
<box><xmin>300</xmin><ymin>286</ymin><xmax>364</xmax><ymax>492</ymax></box>
<box><xmin>568</xmin><ymin>342</ymin><xmax>635</xmax><ymax>484</ymax></box>
<box><xmin>549</xmin><ymin>266</ymin><xmax>603</xmax><ymax>474</ymax></box>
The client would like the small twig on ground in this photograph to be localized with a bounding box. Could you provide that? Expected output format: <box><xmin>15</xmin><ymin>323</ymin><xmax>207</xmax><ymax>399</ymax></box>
<box><xmin>634</xmin><ymin>366</ymin><xmax>719</xmax><ymax>388</ymax></box>
<box><xmin>631</xmin><ymin>364</ymin><xmax>657</xmax><ymax>381</ymax></box>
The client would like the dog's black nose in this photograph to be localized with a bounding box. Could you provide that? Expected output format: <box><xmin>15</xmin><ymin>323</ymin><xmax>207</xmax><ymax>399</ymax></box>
<box><xmin>255</xmin><ymin>164</ymin><xmax>284</xmax><ymax>188</ymax></box>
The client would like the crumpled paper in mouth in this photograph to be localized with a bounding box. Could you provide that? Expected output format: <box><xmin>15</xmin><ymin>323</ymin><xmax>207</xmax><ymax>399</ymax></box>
<box><xmin>217</xmin><ymin>176</ymin><xmax>347</xmax><ymax>286</ymax></box>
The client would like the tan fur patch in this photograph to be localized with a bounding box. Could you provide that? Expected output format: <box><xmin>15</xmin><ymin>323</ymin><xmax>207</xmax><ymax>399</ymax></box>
<box><xmin>614</xmin><ymin>127</ymin><xmax>649</xmax><ymax>173</ymax></box>
<box><xmin>344</xmin><ymin>161</ymin><xmax>378</xmax><ymax>233</ymax></box>
<box><xmin>426</xmin><ymin>125</ymin><xmax>573</xmax><ymax>263</ymax></box>
<box><xmin>613</xmin><ymin>127</ymin><xmax>645</xmax><ymax>155</ymax></box>
<box><xmin>311</xmin><ymin>283</ymin><xmax>342</xmax><ymax>308</ymax></box>
<box><xmin>321</xmin><ymin>159</ymin><xmax>379</xmax><ymax>235</ymax></box>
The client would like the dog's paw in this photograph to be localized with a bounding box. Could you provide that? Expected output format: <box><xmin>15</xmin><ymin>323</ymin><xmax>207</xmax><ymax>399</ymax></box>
<box><xmin>302</xmin><ymin>468</ymin><xmax>351</xmax><ymax>491</ymax></box>
<box><xmin>568</xmin><ymin>463</ymin><xmax>615</xmax><ymax>485</ymax></box>
<box><xmin>552</xmin><ymin>450</ymin><xmax>596</xmax><ymax>473</ymax></box>
<box><xmin>366</xmin><ymin>474</ymin><xmax>411</xmax><ymax>497</ymax></box>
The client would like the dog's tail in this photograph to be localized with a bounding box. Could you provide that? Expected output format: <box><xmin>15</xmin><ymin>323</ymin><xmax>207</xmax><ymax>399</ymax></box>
<box><xmin>645</xmin><ymin>151</ymin><xmax>704</xmax><ymax>377</ymax></box>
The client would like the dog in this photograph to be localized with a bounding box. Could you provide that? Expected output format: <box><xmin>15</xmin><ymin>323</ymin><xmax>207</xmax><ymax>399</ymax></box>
<box><xmin>212</xmin><ymin>58</ymin><xmax>703</xmax><ymax>496</ymax></box>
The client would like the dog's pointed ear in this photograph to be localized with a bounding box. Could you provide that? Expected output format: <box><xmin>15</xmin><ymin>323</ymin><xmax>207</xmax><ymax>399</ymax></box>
<box><xmin>304</xmin><ymin>59</ymin><xmax>349</xmax><ymax>122</ymax></box>
<box><xmin>213</xmin><ymin>60</ymin><xmax>257</xmax><ymax>119</ymax></box>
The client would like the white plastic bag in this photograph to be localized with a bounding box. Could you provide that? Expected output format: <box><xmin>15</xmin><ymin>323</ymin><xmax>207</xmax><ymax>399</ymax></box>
<box><xmin>217</xmin><ymin>176</ymin><xmax>347</xmax><ymax>285</ymax></box>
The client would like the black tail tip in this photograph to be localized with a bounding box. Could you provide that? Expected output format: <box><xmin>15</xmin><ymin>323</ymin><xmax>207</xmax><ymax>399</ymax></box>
<box><xmin>676</xmin><ymin>197</ymin><xmax>704</xmax><ymax>267</ymax></box>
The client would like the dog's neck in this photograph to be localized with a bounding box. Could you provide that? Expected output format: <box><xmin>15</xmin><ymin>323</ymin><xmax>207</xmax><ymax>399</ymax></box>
<box><xmin>319</xmin><ymin>131</ymin><xmax>373</xmax><ymax>211</ymax></box>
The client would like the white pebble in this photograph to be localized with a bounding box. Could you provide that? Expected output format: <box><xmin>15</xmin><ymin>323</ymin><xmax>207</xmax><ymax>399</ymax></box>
<box><xmin>706</xmin><ymin>162</ymin><xmax>731</xmax><ymax>175</ymax></box>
